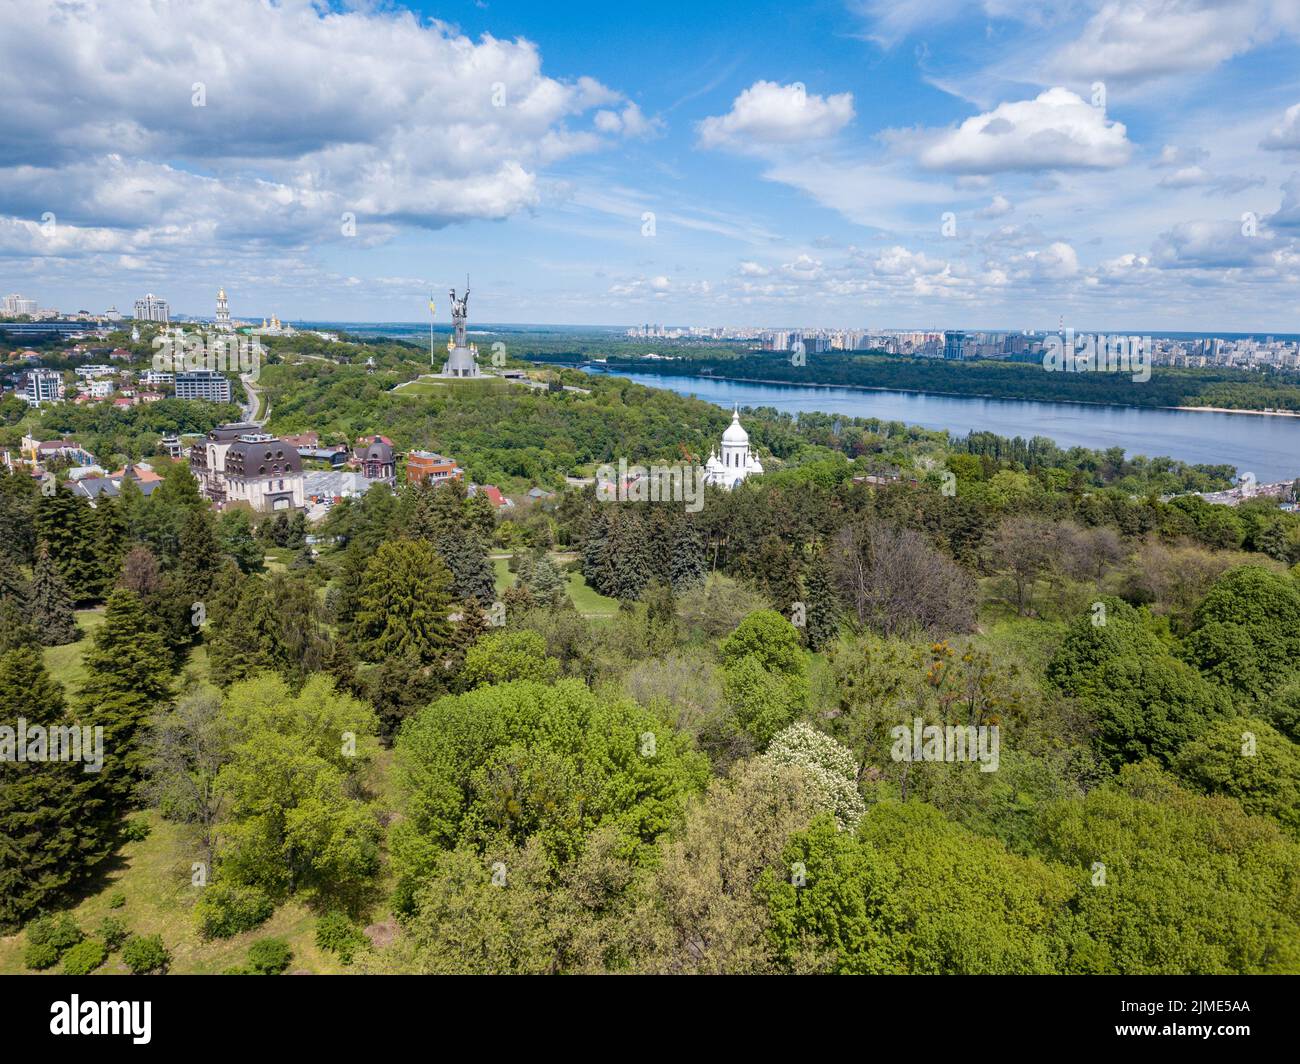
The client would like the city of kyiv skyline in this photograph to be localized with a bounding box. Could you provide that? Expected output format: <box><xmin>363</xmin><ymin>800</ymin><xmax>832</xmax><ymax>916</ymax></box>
<box><xmin>3</xmin><ymin>0</ymin><xmax>1300</xmax><ymax>330</ymax></box>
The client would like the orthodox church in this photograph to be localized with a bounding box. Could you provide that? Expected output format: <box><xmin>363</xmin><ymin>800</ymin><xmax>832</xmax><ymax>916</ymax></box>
<box><xmin>703</xmin><ymin>407</ymin><xmax>763</xmax><ymax>489</ymax></box>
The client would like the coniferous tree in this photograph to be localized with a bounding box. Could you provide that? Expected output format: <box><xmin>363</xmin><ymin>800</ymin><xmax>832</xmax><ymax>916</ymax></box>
<box><xmin>669</xmin><ymin>519</ymin><xmax>707</xmax><ymax>591</ymax></box>
<box><xmin>218</xmin><ymin>509</ymin><xmax>263</xmax><ymax>574</ymax></box>
<box><xmin>207</xmin><ymin>578</ymin><xmax>280</xmax><ymax>688</ymax></box>
<box><xmin>0</xmin><ymin>469</ymin><xmax>39</xmax><ymax>564</ymax></box>
<box><xmin>0</xmin><ymin>597</ymin><xmax>39</xmax><ymax>654</ymax></box>
<box><xmin>34</xmin><ymin>484</ymin><xmax>99</xmax><ymax>604</ymax></box>
<box><xmin>0</xmin><ymin>552</ymin><xmax>29</xmax><ymax>604</ymax></box>
<box><xmin>354</xmin><ymin>539</ymin><xmax>454</xmax><ymax>665</ymax></box>
<box><xmin>91</xmin><ymin>494</ymin><xmax>127</xmax><ymax>600</ymax></box>
<box><xmin>177</xmin><ymin>508</ymin><xmax>222</xmax><ymax>602</ymax></box>
<box><xmin>329</xmin><ymin>541</ymin><xmax>370</xmax><ymax>638</ymax></box>
<box><xmin>439</xmin><ymin>534</ymin><xmax>497</xmax><ymax>606</ymax></box>
<box><xmin>802</xmin><ymin>549</ymin><xmax>840</xmax><ymax>651</ymax></box>
<box><xmin>77</xmin><ymin>589</ymin><xmax>174</xmax><ymax>801</ymax></box>
<box><xmin>0</xmin><ymin>648</ymin><xmax>110</xmax><ymax>930</ymax></box>
<box><xmin>31</xmin><ymin>542</ymin><xmax>81</xmax><ymax>646</ymax></box>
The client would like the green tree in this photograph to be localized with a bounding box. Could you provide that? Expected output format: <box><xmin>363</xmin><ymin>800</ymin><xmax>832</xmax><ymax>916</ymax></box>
<box><xmin>77</xmin><ymin>589</ymin><xmax>174</xmax><ymax>801</ymax></box>
<box><xmin>461</xmin><ymin>629</ymin><xmax>561</xmax><ymax>688</ymax></box>
<box><xmin>390</xmin><ymin>678</ymin><xmax>709</xmax><ymax>910</ymax></box>
<box><xmin>1173</xmin><ymin>716</ymin><xmax>1300</xmax><ymax>836</ymax></box>
<box><xmin>354</xmin><ymin>539</ymin><xmax>454</xmax><ymax>665</ymax></box>
<box><xmin>0</xmin><ymin>648</ymin><xmax>111</xmax><ymax>929</ymax></box>
<box><xmin>1034</xmin><ymin>762</ymin><xmax>1300</xmax><ymax>973</ymax></box>
<box><xmin>30</xmin><ymin>542</ymin><xmax>80</xmax><ymax>646</ymax></box>
<box><xmin>1047</xmin><ymin>597</ymin><xmax>1233</xmax><ymax>767</ymax></box>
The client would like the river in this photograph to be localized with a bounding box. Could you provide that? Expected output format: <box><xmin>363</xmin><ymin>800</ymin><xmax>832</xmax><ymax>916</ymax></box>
<box><xmin>585</xmin><ymin>368</ymin><xmax>1300</xmax><ymax>482</ymax></box>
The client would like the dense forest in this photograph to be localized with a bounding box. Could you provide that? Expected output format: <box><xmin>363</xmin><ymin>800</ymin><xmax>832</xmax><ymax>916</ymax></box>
<box><xmin>2</xmin><ymin>370</ymin><xmax>1299</xmax><ymax>975</ymax></box>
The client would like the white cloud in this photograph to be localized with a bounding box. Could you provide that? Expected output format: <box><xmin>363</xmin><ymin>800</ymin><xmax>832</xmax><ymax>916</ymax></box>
<box><xmin>697</xmin><ymin>81</ymin><xmax>855</xmax><ymax>152</ymax></box>
<box><xmin>1262</xmin><ymin>103</ymin><xmax>1300</xmax><ymax>151</ymax></box>
<box><xmin>1044</xmin><ymin>0</ymin><xmax>1300</xmax><ymax>86</ymax></box>
<box><xmin>0</xmin><ymin>0</ymin><xmax>634</xmax><ymax>256</ymax></box>
<box><xmin>1151</xmin><ymin>219</ymin><xmax>1279</xmax><ymax>269</ymax></box>
<box><xmin>593</xmin><ymin>103</ymin><xmax>663</xmax><ymax>139</ymax></box>
<box><xmin>916</xmin><ymin>88</ymin><xmax>1131</xmax><ymax>173</ymax></box>
<box><xmin>975</xmin><ymin>194</ymin><xmax>1014</xmax><ymax>218</ymax></box>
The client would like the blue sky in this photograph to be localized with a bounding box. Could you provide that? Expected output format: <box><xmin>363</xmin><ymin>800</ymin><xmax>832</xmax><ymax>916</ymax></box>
<box><xmin>3</xmin><ymin>0</ymin><xmax>1300</xmax><ymax>330</ymax></box>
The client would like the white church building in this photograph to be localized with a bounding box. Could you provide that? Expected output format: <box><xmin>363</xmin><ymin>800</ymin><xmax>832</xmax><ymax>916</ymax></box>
<box><xmin>703</xmin><ymin>407</ymin><xmax>763</xmax><ymax>489</ymax></box>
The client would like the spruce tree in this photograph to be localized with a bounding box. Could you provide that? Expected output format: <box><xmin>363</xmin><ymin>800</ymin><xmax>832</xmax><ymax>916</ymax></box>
<box><xmin>802</xmin><ymin>549</ymin><xmax>840</xmax><ymax>652</ymax></box>
<box><xmin>34</xmin><ymin>484</ymin><xmax>99</xmax><ymax>604</ymax></box>
<box><xmin>0</xmin><ymin>598</ymin><xmax>39</xmax><ymax>654</ymax></box>
<box><xmin>77</xmin><ymin>589</ymin><xmax>174</xmax><ymax>801</ymax></box>
<box><xmin>177</xmin><ymin>508</ymin><xmax>222</xmax><ymax>602</ymax></box>
<box><xmin>329</xmin><ymin>541</ymin><xmax>370</xmax><ymax>638</ymax></box>
<box><xmin>669</xmin><ymin>519</ymin><xmax>707</xmax><ymax>591</ymax></box>
<box><xmin>0</xmin><ymin>648</ymin><xmax>110</xmax><ymax>930</ymax></box>
<box><xmin>207</xmin><ymin>578</ymin><xmax>280</xmax><ymax>688</ymax></box>
<box><xmin>91</xmin><ymin>494</ymin><xmax>127</xmax><ymax>600</ymax></box>
<box><xmin>31</xmin><ymin>542</ymin><xmax>81</xmax><ymax>646</ymax></box>
<box><xmin>0</xmin><ymin>552</ymin><xmax>29</xmax><ymax>604</ymax></box>
<box><xmin>354</xmin><ymin>539</ymin><xmax>454</xmax><ymax>665</ymax></box>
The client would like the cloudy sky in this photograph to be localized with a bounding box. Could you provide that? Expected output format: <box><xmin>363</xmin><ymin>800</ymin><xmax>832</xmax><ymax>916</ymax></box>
<box><xmin>3</xmin><ymin>0</ymin><xmax>1300</xmax><ymax>329</ymax></box>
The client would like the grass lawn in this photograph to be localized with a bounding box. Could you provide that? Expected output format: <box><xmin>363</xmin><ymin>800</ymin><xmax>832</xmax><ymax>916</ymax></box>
<box><xmin>0</xmin><ymin>809</ymin><xmax>347</xmax><ymax>975</ymax></box>
<box><xmin>44</xmin><ymin>608</ymin><xmax>212</xmax><ymax>695</ymax></box>
<box><xmin>492</xmin><ymin>554</ymin><xmax>620</xmax><ymax>618</ymax></box>
<box><xmin>42</xmin><ymin>608</ymin><xmax>106</xmax><ymax>693</ymax></box>
<box><xmin>565</xmin><ymin>570</ymin><xmax>618</xmax><ymax>618</ymax></box>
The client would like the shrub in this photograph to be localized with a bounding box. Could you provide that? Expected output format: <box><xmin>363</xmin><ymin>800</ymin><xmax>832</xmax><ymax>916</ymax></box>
<box><xmin>121</xmin><ymin>934</ymin><xmax>171</xmax><ymax>975</ymax></box>
<box><xmin>96</xmin><ymin>916</ymin><xmax>129</xmax><ymax>951</ymax></box>
<box><xmin>27</xmin><ymin>913</ymin><xmax>83</xmax><ymax>954</ymax></box>
<box><xmin>23</xmin><ymin>941</ymin><xmax>60</xmax><ymax>971</ymax></box>
<box><xmin>195</xmin><ymin>883</ymin><xmax>274</xmax><ymax>939</ymax></box>
<box><xmin>247</xmin><ymin>937</ymin><xmax>293</xmax><ymax>975</ymax></box>
<box><xmin>222</xmin><ymin>965</ymin><xmax>251</xmax><ymax>975</ymax></box>
<box><xmin>61</xmin><ymin>939</ymin><xmax>108</xmax><ymax>975</ymax></box>
<box><xmin>122</xmin><ymin>818</ymin><xmax>152</xmax><ymax>842</ymax></box>
<box><xmin>315</xmin><ymin>911</ymin><xmax>366</xmax><ymax>964</ymax></box>
<box><xmin>107</xmin><ymin>892</ymin><xmax>127</xmax><ymax>910</ymax></box>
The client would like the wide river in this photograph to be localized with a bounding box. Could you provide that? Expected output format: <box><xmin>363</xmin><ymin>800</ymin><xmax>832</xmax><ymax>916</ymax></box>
<box><xmin>586</xmin><ymin>368</ymin><xmax>1300</xmax><ymax>483</ymax></box>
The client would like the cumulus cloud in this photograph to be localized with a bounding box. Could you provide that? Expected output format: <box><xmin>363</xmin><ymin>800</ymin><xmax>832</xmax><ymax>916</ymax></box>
<box><xmin>1045</xmin><ymin>0</ymin><xmax>1300</xmax><ymax>86</ymax></box>
<box><xmin>915</xmin><ymin>88</ymin><xmax>1131</xmax><ymax>173</ymax></box>
<box><xmin>1151</xmin><ymin>219</ymin><xmax>1278</xmax><ymax>269</ymax></box>
<box><xmin>593</xmin><ymin>103</ymin><xmax>663</xmax><ymax>139</ymax></box>
<box><xmin>0</xmin><ymin>0</ymin><xmax>636</xmax><ymax>263</ymax></box>
<box><xmin>1262</xmin><ymin>103</ymin><xmax>1300</xmax><ymax>151</ymax></box>
<box><xmin>975</xmin><ymin>194</ymin><xmax>1014</xmax><ymax>218</ymax></box>
<box><xmin>697</xmin><ymin>81</ymin><xmax>855</xmax><ymax>152</ymax></box>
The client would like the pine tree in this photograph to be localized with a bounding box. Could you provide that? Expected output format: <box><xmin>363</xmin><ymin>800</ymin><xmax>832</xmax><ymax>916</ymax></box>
<box><xmin>0</xmin><ymin>648</ymin><xmax>111</xmax><ymax>930</ymax></box>
<box><xmin>77</xmin><ymin>589</ymin><xmax>174</xmax><ymax>801</ymax></box>
<box><xmin>31</xmin><ymin>542</ymin><xmax>81</xmax><ymax>646</ymax></box>
<box><xmin>802</xmin><ymin>549</ymin><xmax>840</xmax><ymax>652</ymax></box>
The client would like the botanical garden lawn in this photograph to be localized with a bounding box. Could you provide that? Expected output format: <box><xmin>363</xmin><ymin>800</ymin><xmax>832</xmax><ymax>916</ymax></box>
<box><xmin>0</xmin><ymin>809</ymin><xmax>346</xmax><ymax>975</ymax></box>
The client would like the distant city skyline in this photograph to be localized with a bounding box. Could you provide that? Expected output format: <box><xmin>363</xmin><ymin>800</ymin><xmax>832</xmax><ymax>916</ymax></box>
<box><xmin>3</xmin><ymin>1</ymin><xmax>1300</xmax><ymax>328</ymax></box>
